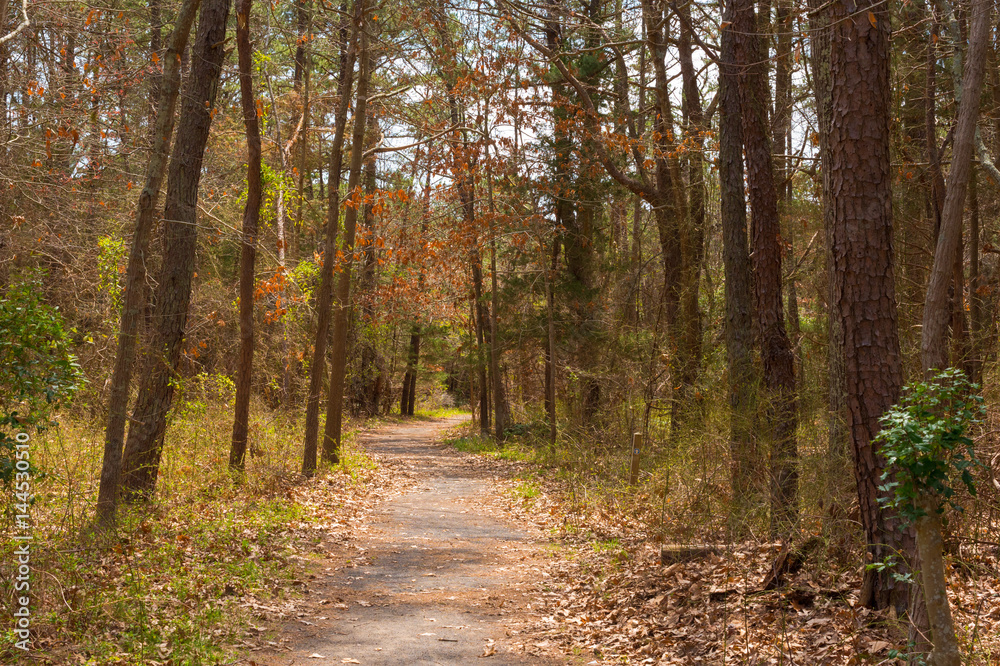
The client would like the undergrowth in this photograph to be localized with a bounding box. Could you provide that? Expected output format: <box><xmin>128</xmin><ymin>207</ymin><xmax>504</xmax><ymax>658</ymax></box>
<box><xmin>0</xmin><ymin>395</ymin><xmax>374</xmax><ymax>664</ymax></box>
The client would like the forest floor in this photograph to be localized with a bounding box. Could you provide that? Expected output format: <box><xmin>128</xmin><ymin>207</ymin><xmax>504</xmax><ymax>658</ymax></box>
<box><xmin>241</xmin><ymin>415</ymin><xmax>1000</xmax><ymax>666</ymax></box>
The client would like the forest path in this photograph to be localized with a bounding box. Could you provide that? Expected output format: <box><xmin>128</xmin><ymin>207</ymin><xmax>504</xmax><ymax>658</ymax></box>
<box><xmin>258</xmin><ymin>415</ymin><xmax>569</xmax><ymax>666</ymax></box>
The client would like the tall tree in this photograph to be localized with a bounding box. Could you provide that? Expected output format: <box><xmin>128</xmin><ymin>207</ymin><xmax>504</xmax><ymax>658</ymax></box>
<box><xmin>118</xmin><ymin>0</ymin><xmax>232</xmax><ymax>499</ymax></box>
<box><xmin>321</xmin><ymin>3</ymin><xmax>370</xmax><ymax>463</ymax></box>
<box><xmin>828</xmin><ymin>0</ymin><xmax>909</xmax><ymax>613</ymax></box>
<box><xmin>229</xmin><ymin>0</ymin><xmax>263</xmax><ymax>470</ymax></box>
<box><xmin>922</xmin><ymin>0</ymin><xmax>991</xmax><ymax>375</ymax></box>
<box><xmin>915</xmin><ymin>0</ymin><xmax>991</xmax><ymax>657</ymax></box>
<box><xmin>302</xmin><ymin>1</ymin><xmax>357</xmax><ymax>475</ymax></box>
<box><xmin>719</xmin><ymin>0</ymin><xmax>757</xmax><ymax>518</ymax></box>
<box><xmin>95</xmin><ymin>0</ymin><xmax>200</xmax><ymax>523</ymax></box>
<box><xmin>732</xmin><ymin>0</ymin><xmax>798</xmax><ymax>534</ymax></box>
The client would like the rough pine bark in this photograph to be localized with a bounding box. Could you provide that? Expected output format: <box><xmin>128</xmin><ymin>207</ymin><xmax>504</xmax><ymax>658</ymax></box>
<box><xmin>828</xmin><ymin>0</ymin><xmax>911</xmax><ymax>613</ymax></box>
<box><xmin>95</xmin><ymin>0</ymin><xmax>200</xmax><ymax>521</ymax></box>
<box><xmin>229</xmin><ymin>0</ymin><xmax>262</xmax><ymax>470</ymax></box>
<box><xmin>719</xmin><ymin>1</ymin><xmax>757</xmax><ymax>517</ymax></box>
<box><xmin>119</xmin><ymin>0</ymin><xmax>231</xmax><ymax>499</ymax></box>
<box><xmin>732</xmin><ymin>0</ymin><xmax>798</xmax><ymax>534</ymax></box>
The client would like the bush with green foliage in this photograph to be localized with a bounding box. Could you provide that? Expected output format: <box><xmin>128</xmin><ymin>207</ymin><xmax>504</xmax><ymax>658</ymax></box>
<box><xmin>876</xmin><ymin>368</ymin><xmax>984</xmax><ymax>522</ymax></box>
<box><xmin>0</xmin><ymin>272</ymin><xmax>83</xmax><ymax>484</ymax></box>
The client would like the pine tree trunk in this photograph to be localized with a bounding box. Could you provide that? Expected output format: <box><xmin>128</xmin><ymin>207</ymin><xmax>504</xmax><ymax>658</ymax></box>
<box><xmin>302</xmin><ymin>1</ymin><xmax>356</xmax><ymax>475</ymax></box>
<box><xmin>321</xmin><ymin>13</ymin><xmax>370</xmax><ymax>464</ymax></box>
<box><xmin>119</xmin><ymin>0</ymin><xmax>231</xmax><ymax>500</ymax></box>
<box><xmin>229</xmin><ymin>0</ymin><xmax>262</xmax><ymax>470</ymax></box>
<box><xmin>828</xmin><ymin>0</ymin><xmax>913</xmax><ymax>614</ymax></box>
<box><xmin>95</xmin><ymin>0</ymin><xmax>199</xmax><ymax>523</ymax></box>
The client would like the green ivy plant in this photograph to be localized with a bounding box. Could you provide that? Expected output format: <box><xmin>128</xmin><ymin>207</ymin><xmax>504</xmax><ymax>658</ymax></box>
<box><xmin>876</xmin><ymin>367</ymin><xmax>984</xmax><ymax>522</ymax></box>
<box><xmin>0</xmin><ymin>272</ymin><xmax>83</xmax><ymax>484</ymax></box>
<box><xmin>875</xmin><ymin>367</ymin><xmax>983</xmax><ymax>666</ymax></box>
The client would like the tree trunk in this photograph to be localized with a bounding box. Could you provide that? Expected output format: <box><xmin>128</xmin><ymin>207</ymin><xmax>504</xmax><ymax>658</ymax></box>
<box><xmin>95</xmin><ymin>0</ymin><xmax>200</xmax><ymax>523</ymax></box>
<box><xmin>544</xmin><ymin>238</ymin><xmax>558</xmax><ymax>445</ymax></box>
<box><xmin>915</xmin><ymin>497</ymin><xmax>962</xmax><ymax>666</ymax></box>
<box><xmin>922</xmin><ymin>0</ymin><xmax>989</xmax><ymax>374</ymax></box>
<box><xmin>807</xmin><ymin>0</ymin><xmax>849</xmax><ymax>465</ymax></box>
<box><xmin>719</xmin><ymin>2</ymin><xmax>757</xmax><ymax>519</ymax></box>
<box><xmin>828</xmin><ymin>0</ymin><xmax>911</xmax><ymax>613</ymax></box>
<box><xmin>913</xmin><ymin>0</ymin><xmax>990</xmax><ymax>654</ymax></box>
<box><xmin>229</xmin><ymin>0</ymin><xmax>262</xmax><ymax>470</ymax></box>
<box><xmin>969</xmin><ymin>173</ymin><xmax>982</xmax><ymax>385</ymax></box>
<box><xmin>321</xmin><ymin>13</ymin><xmax>370</xmax><ymax>464</ymax></box>
<box><xmin>733</xmin><ymin>0</ymin><xmax>798</xmax><ymax>535</ymax></box>
<box><xmin>401</xmin><ymin>327</ymin><xmax>420</xmax><ymax>416</ymax></box>
<box><xmin>302</xmin><ymin>1</ymin><xmax>356</xmax><ymax>475</ymax></box>
<box><xmin>674</xmin><ymin>1</ymin><xmax>706</xmax><ymax>434</ymax></box>
<box><xmin>489</xmin><ymin>235</ymin><xmax>509</xmax><ymax>440</ymax></box>
<box><xmin>352</xmin><ymin>113</ymin><xmax>383</xmax><ymax>417</ymax></box>
<box><xmin>119</xmin><ymin>0</ymin><xmax>231</xmax><ymax>500</ymax></box>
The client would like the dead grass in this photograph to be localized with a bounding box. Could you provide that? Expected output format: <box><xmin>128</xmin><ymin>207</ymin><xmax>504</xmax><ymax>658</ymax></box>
<box><xmin>446</xmin><ymin>408</ymin><xmax>1000</xmax><ymax>664</ymax></box>
<box><xmin>0</xmin><ymin>393</ymin><xmax>381</xmax><ymax>664</ymax></box>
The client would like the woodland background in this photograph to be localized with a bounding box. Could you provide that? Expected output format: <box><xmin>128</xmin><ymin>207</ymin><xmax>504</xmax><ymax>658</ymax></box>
<box><xmin>2</xmin><ymin>0</ymin><xmax>1000</xmax><ymax>661</ymax></box>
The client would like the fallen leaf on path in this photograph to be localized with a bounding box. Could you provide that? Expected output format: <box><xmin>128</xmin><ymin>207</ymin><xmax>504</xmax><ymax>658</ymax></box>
<box><xmin>341</xmin><ymin>660</ymin><xmax>361</xmax><ymax>664</ymax></box>
<box><xmin>308</xmin><ymin>655</ymin><xmax>326</xmax><ymax>660</ymax></box>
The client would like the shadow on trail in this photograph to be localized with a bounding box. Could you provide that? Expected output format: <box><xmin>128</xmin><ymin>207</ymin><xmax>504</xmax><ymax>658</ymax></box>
<box><xmin>265</xmin><ymin>416</ymin><xmax>563</xmax><ymax>666</ymax></box>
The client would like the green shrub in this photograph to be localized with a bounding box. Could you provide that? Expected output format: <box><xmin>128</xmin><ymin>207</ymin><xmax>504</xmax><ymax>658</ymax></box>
<box><xmin>0</xmin><ymin>272</ymin><xmax>83</xmax><ymax>484</ymax></box>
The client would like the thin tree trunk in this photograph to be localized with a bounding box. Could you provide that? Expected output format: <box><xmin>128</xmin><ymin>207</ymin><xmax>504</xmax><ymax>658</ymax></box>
<box><xmin>401</xmin><ymin>147</ymin><xmax>431</xmax><ymax>416</ymax></box>
<box><xmin>229</xmin><ymin>0</ymin><xmax>262</xmax><ymax>470</ymax></box>
<box><xmin>915</xmin><ymin>499</ymin><xmax>962</xmax><ymax>666</ymax></box>
<box><xmin>719</xmin><ymin>1</ymin><xmax>757</xmax><ymax>519</ymax></box>
<box><xmin>322</xmin><ymin>13</ymin><xmax>370</xmax><ymax>464</ymax></box>
<box><xmin>922</xmin><ymin>0</ymin><xmax>990</xmax><ymax>374</ymax></box>
<box><xmin>302</xmin><ymin>1</ymin><xmax>356</xmax><ymax>475</ymax></box>
<box><xmin>544</xmin><ymin>238</ymin><xmax>557</xmax><ymax>445</ymax></box>
<box><xmin>119</xmin><ymin>0</ymin><xmax>231</xmax><ymax>500</ymax></box>
<box><xmin>674</xmin><ymin>1</ymin><xmax>706</xmax><ymax>433</ymax></box>
<box><xmin>914</xmin><ymin>0</ymin><xmax>990</xmax><ymax>654</ymax></box>
<box><xmin>483</xmin><ymin>100</ymin><xmax>509</xmax><ymax>440</ymax></box>
<box><xmin>733</xmin><ymin>0</ymin><xmax>798</xmax><ymax>535</ymax></box>
<box><xmin>489</xmin><ymin>235</ymin><xmax>508</xmax><ymax>439</ymax></box>
<box><xmin>95</xmin><ymin>0</ymin><xmax>200</xmax><ymax>524</ymax></box>
<box><xmin>969</xmin><ymin>173</ymin><xmax>982</xmax><ymax>385</ymax></box>
<box><xmin>807</xmin><ymin>0</ymin><xmax>848</xmax><ymax>462</ymax></box>
<box><xmin>401</xmin><ymin>328</ymin><xmax>420</xmax><ymax>415</ymax></box>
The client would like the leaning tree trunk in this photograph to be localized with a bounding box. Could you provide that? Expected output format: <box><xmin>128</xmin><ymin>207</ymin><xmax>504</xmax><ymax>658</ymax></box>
<box><xmin>229</xmin><ymin>0</ymin><xmax>262</xmax><ymax>470</ymax></box>
<box><xmin>915</xmin><ymin>0</ymin><xmax>990</xmax><ymax>659</ymax></box>
<box><xmin>732</xmin><ymin>0</ymin><xmax>798</xmax><ymax>536</ymax></box>
<box><xmin>95</xmin><ymin>0</ymin><xmax>199</xmax><ymax>524</ymax></box>
<box><xmin>119</xmin><ymin>0</ymin><xmax>231</xmax><ymax>500</ymax></box>
<box><xmin>321</xmin><ymin>15</ymin><xmax>370</xmax><ymax>464</ymax></box>
<box><xmin>922</xmin><ymin>0</ymin><xmax>990</xmax><ymax>375</ymax></box>
<box><xmin>302</xmin><ymin>0</ymin><xmax>356</xmax><ymax>475</ymax></box>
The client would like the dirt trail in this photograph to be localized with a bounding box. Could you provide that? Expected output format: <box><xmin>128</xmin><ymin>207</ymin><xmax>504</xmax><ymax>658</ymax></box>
<box><xmin>259</xmin><ymin>416</ymin><xmax>568</xmax><ymax>666</ymax></box>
